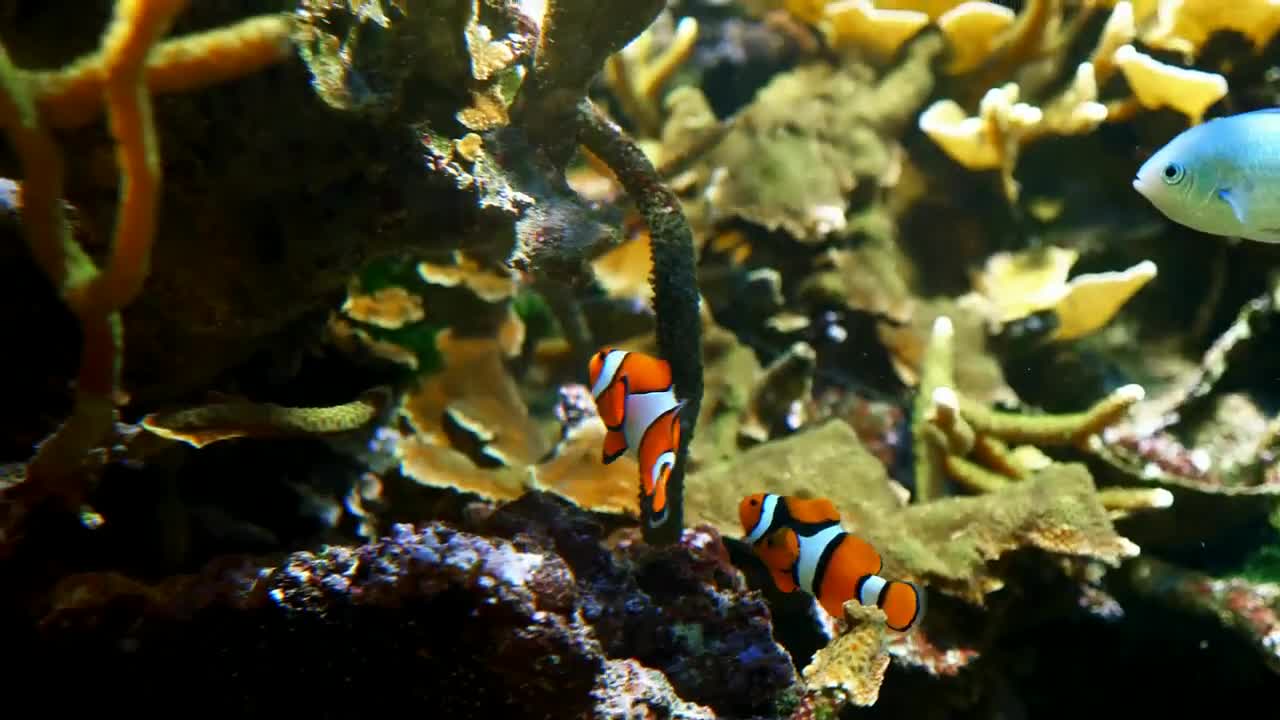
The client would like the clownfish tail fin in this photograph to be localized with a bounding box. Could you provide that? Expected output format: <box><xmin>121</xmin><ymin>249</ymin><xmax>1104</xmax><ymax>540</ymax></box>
<box><xmin>880</xmin><ymin>580</ymin><xmax>924</xmax><ymax>633</ymax></box>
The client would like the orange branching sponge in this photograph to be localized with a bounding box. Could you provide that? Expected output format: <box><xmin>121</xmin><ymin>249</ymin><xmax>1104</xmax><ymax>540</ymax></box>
<box><xmin>36</xmin><ymin>14</ymin><xmax>296</xmax><ymax>130</ymax></box>
<box><xmin>0</xmin><ymin>2</ymin><xmax>295</xmax><ymax>512</ymax></box>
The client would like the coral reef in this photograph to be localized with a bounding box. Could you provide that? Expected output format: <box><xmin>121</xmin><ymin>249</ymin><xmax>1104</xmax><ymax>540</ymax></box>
<box><xmin>5</xmin><ymin>0</ymin><xmax>1280</xmax><ymax>715</ymax></box>
<box><xmin>30</xmin><ymin>492</ymin><xmax>797</xmax><ymax>717</ymax></box>
<box><xmin>912</xmin><ymin>0</ymin><xmax>1231</xmax><ymax>201</ymax></box>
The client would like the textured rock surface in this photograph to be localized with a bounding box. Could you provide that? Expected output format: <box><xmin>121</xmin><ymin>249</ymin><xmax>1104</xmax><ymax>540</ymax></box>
<box><xmin>23</xmin><ymin>492</ymin><xmax>799</xmax><ymax>717</ymax></box>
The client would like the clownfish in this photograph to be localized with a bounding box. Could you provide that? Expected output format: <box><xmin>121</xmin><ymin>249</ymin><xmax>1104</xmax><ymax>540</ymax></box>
<box><xmin>739</xmin><ymin>493</ymin><xmax>924</xmax><ymax>632</ymax></box>
<box><xmin>588</xmin><ymin>346</ymin><xmax>686</xmax><ymax>529</ymax></box>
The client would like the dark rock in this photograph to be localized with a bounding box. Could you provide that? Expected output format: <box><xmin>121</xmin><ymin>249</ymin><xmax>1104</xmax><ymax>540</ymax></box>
<box><xmin>23</xmin><ymin>492</ymin><xmax>800</xmax><ymax>718</ymax></box>
<box><xmin>33</xmin><ymin>522</ymin><xmax>602</xmax><ymax>717</ymax></box>
<box><xmin>479</xmin><ymin>492</ymin><xmax>800</xmax><ymax>718</ymax></box>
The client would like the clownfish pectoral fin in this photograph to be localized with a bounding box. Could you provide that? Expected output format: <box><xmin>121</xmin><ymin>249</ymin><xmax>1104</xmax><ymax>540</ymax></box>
<box><xmin>879</xmin><ymin>580</ymin><xmax>924</xmax><ymax>633</ymax></box>
<box><xmin>769</xmin><ymin>566</ymin><xmax>799</xmax><ymax>594</ymax></box>
<box><xmin>595</xmin><ymin>375</ymin><xmax>629</xmax><ymax>431</ymax></box>
<box><xmin>602</xmin><ymin>427</ymin><xmax>629</xmax><ymax>464</ymax></box>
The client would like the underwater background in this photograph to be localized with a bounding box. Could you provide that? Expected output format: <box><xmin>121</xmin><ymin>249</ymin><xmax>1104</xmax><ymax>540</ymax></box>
<box><xmin>3</xmin><ymin>0</ymin><xmax>1280</xmax><ymax>716</ymax></box>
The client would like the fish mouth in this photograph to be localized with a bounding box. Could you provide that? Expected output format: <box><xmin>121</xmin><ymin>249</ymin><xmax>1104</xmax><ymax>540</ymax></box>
<box><xmin>1131</xmin><ymin>177</ymin><xmax>1144</xmax><ymax>194</ymax></box>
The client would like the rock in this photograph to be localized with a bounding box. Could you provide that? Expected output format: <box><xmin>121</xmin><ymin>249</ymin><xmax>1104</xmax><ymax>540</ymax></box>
<box><xmin>26</xmin><ymin>492</ymin><xmax>801</xmax><ymax>717</ymax></box>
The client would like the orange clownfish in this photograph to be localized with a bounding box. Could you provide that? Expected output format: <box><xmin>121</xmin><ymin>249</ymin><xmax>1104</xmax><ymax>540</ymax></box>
<box><xmin>588</xmin><ymin>346</ymin><xmax>686</xmax><ymax>529</ymax></box>
<box><xmin>738</xmin><ymin>493</ymin><xmax>924</xmax><ymax>633</ymax></box>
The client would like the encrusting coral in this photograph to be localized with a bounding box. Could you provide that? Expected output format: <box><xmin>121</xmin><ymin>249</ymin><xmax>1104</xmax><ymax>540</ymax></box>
<box><xmin>0</xmin><ymin>1</ymin><xmax>294</xmax><ymax>532</ymax></box>
<box><xmin>910</xmin><ymin>312</ymin><xmax>1153</xmax><ymax>502</ymax></box>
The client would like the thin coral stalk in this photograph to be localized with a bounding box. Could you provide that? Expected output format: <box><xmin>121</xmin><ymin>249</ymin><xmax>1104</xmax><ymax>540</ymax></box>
<box><xmin>577</xmin><ymin>99</ymin><xmax>703</xmax><ymax>545</ymax></box>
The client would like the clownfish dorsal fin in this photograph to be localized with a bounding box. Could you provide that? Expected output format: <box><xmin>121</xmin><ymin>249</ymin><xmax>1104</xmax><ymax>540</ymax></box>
<box><xmin>785</xmin><ymin>496</ymin><xmax>841</xmax><ymax>528</ymax></box>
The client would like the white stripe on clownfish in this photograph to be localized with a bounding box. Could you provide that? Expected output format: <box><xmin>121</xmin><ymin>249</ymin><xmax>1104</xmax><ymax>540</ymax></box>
<box><xmin>858</xmin><ymin>574</ymin><xmax>887</xmax><ymax>607</ymax></box>
<box><xmin>623</xmin><ymin>388</ymin><xmax>679</xmax><ymax>454</ymax></box>
<box><xmin>796</xmin><ymin>523</ymin><xmax>845</xmax><ymax>596</ymax></box>
<box><xmin>591</xmin><ymin>348</ymin><xmax>628</xmax><ymax>400</ymax></box>
<box><xmin>744</xmin><ymin>493</ymin><xmax>781</xmax><ymax>544</ymax></box>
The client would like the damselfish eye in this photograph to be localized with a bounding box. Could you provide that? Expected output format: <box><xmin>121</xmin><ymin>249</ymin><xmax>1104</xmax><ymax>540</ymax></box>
<box><xmin>1161</xmin><ymin>162</ymin><xmax>1185</xmax><ymax>185</ymax></box>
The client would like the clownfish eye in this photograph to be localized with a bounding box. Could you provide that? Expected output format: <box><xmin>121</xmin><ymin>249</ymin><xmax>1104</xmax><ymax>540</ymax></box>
<box><xmin>749</xmin><ymin>498</ymin><xmax>759</xmax><ymax>506</ymax></box>
<box><xmin>1161</xmin><ymin>162</ymin><xmax>1185</xmax><ymax>185</ymax></box>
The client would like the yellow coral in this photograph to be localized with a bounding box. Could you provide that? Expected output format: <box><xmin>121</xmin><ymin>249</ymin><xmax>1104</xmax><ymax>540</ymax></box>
<box><xmin>937</xmin><ymin>2</ymin><xmax>1016</xmax><ymax>74</ymax></box>
<box><xmin>1141</xmin><ymin>0</ymin><xmax>1280</xmax><ymax>61</ymax></box>
<box><xmin>968</xmin><ymin>246</ymin><xmax>1159</xmax><ymax>341</ymax></box>
<box><xmin>877</xmin><ymin>0</ymin><xmax>969</xmax><ymax>17</ymax></box>
<box><xmin>919</xmin><ymin>80</ymin><xmax>1104</xmax><ymax>201</ymax></box>
<box><xmin>1050</xmin><ymin>260</ymin><xmax>1158</xmax><ymax>341</ymax></box>
<box><xmin>916</xmin><ymin>0</ymin><xmax>1238</xmax><ymax>200</ymax></box>
<box><xmin>970</xmin><ymin>246</ymin><xmax>1081</xmax><ymax>324</ymax></box>
<box><xmin>822</xmin><ymin>0</ymin><xmax>931</xmax><ymax>61</ymax></box>
<box><xmin>605</xmin><ymin>14</ymin><xmax>700</xmax><ymax>138</ymax></box>
<box><xmin>1114</xmin><ymin>44</ymin><xmax>1227</xmax><ymax>124</ymax></box>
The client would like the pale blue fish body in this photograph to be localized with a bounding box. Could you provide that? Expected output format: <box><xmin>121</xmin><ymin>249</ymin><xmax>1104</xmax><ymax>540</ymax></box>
<box><xmin>1133</xmin><ymin>108</ymin><xmax>1280</xmax><ymax>243</ymax></box>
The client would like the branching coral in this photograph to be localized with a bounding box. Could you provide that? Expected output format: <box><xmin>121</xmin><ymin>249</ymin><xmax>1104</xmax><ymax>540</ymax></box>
<box><xmin>604</xmin><ymin>14</ymin><xmax>701</xmax><ymax>140</ymax></box>
<box><xmin>964</xmin><ymin>245</ymin><xmax>1158</xmax><ymax>342</ymax></box>
<box><xmin>0</xmin><ymin>2</ymin><xmax>293</xmax><ymax>521</ymax></box>
<box><xmin>910</xmin><ymin>313</ymin><xmax>1150</xmax><ymax>502</ymax></box>
<box><xmin>914</xmin><ymin>0</ymin><xmax>1230</xmax><ymax>201</ymax></box>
